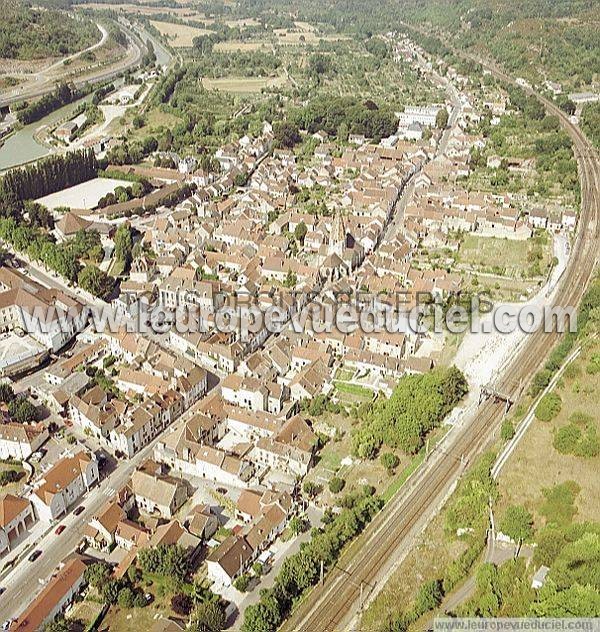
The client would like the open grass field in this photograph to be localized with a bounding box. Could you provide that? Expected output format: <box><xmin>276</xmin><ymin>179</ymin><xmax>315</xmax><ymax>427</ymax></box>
<box><xmin>333</xmin><ymin>380</ymin><xmax>375</xmax><ymax>404</ymax></box>
<box><xmin>458</xmin><ymin>233</ymin><xmax>552</xmax><ymax>279</ymax></box>
<box><xmin>294</xmin><ymin>21</ymin><xmax>318</xmax><ymax>32</ymax></box>
<box><xmin>150</xmin><ymin>20</ymin><xmax>213</xmax><ymax>47</ymax></box>
<box><xmin>224</xmin><ymin>18</ymin><xmax>260</xmax><ymax>28</ymax></box>
<box><xmin>66</xmin><ymin>599</ymin><xmax>104</xmax><ymax>628</ymax></box>
<box><xmin>101</xmin><ymin>571</ymin><xmax>189</xmax><ymax>631</ymax></box>
<box><xmin>129</xmin><ymin>107</ymin><xmax>182</xmax><ymax>139</ymax></box>
<box><xmin>306</xmin><ymin>411</ymin><xmax>410</xmax><ymax>500</ymax></box>
<box><xmin>0</xmin><ymin>462</ymin><xmax>26</xmax><ymax>495</ymax></box>
<box><xmin>202</xmin><ymin>75</ymin><xmax>287</xmax><ymax>93</ymax></box>
<box><xmin>496</xmin><ymin>340</ymin><xmax>600</xmax><ymax>524</ymax></box>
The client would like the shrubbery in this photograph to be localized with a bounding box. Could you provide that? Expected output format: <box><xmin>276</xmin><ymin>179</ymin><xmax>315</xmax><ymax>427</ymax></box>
<box><xmin>242</xmin><ymin>488</ymin><xmax>383</xmax><ymax>632</ymax></box>
<box><xmin>137</xmin><ymin>544</ymin><xmax>189</xmax><ymax>581</ymax></box>
<box><xmin>534</xmin><ymin>392</ymin><xmax>561</xmax><ymax>422</ymax></box>
<box><xmin>351</xmin><ymin>367</ymin><xmax>468</xmax><ymax>459</ymax></box>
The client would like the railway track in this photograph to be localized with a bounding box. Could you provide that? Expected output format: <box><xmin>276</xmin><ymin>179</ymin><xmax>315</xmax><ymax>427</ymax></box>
<box><xmin>281</xmin><ymin>52</ymin><xmax>600</xmax><ymax>632</ymax></box>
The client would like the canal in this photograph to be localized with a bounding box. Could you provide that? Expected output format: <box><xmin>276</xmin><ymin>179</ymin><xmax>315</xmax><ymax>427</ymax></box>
<box><xmin>0</xmin><ymin>24</ymin><xmax>172</xmax><ymax>172</ymax></box>
<box><xmin>0</xmin><ymin>93</ymin><xmax>93</xmax><ymax>172</ymax></box>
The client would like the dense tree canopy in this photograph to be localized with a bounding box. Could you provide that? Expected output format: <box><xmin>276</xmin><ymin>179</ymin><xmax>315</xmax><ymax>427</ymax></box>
<box><xmin>0</xmin><ymin>149</ymin><xmax>98</xmax><ymax>211</ymax></box>
<box><xmin>289</xmin><ymin>96</ymin><xmax>398</xmax><ymax>141</ymax></box>
<box><xmin>352</xmin><ymin>367</ymin><xmax>468</xmax><ymax>458</ymax></box>
<box><xmin>0</xmin><ymin>2</ymin><xmax>98</xmax><ymax>60</ymax></box>
<box><xmin>17</xmin><ymin>82</ymin><xmax>81</xmax><ymax>126</ymax></box>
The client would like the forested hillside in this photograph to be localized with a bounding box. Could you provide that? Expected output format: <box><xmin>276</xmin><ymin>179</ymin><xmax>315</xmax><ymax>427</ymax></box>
<box><xmin>402</xmin><ymin>0</ymin><xmax>599</xmax><ymax>89</ymax></box>
<box><xmin>244</xmin><ymin>0</ymin><xmax>598</xmax><ymax>90</ymax></box>
<box><xmin>0</xmin><ymin>0</ymin><xmax>98</xmax><ymax>59</ymax></box>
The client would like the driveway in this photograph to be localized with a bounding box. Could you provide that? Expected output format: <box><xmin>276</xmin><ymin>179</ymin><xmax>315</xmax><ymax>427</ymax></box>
<box><xmin>230</xmin><ymin>505</ymin><xmax>324</xmax><ymax>629</ymax></box>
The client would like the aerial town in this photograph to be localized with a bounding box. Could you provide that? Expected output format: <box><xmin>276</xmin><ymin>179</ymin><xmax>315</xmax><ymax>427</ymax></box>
<box><xmin>0</xmin><ymin>1</ymin><xmax>599</xmax><ymax>631</ymax></box>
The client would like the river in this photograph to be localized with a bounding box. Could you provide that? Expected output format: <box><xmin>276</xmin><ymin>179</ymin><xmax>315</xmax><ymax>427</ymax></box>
<box><xmin>0</xmin><ymin>93</ymin><xmax>94</xmax><ymax>172</ymax></box>
<box><xmin>135</xmin><ymin>25</ymin><xmax>172</xmax><ymax>69</ymax></box>
<box><xmin>0</xmin><ymin>26</ymin><xmax>171</xmax><ymax>173</ymax></box>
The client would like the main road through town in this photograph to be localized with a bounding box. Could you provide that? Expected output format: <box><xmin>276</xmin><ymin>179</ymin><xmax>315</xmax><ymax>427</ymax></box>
<box><xmin>281</xmin><ymin>47</ymin><xmax>600</xmax><ymax>632</ymax></box>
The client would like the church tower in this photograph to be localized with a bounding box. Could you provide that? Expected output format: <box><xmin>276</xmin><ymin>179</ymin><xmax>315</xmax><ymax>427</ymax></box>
<box><xmin>329</xmin><ymin>213</ymin><xmax>346</xmax><ymax>257</ymax></box>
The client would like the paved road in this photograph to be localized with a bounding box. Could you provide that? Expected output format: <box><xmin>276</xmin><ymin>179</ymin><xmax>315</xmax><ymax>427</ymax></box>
<box><xmin>0</xmin><ymin>391</ymin><xmax>214</xmax><ymax>624</ymax></box>
<box><xmin>384</xmin><ymin>50</ymin><xmax>462</xmax><ymax>242</ymax></box>
<box><xmin>280</xmin><ymin>38</ymin><xmax>600</xmax><ymax>632</ymax></box>
<box><xmin>0</xmin><ymin>22</ymin><xmax>109</xmax><ymax>106</ymax></box>
<box><xmin>0</xmin><ymin>20</ymin><xmax>143</xmax><ymax>108</ymax></box>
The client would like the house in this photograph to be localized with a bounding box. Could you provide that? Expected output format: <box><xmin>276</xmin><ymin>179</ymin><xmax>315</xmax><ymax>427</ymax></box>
<box><xmin>131</xmin><ymin>466</ymin><xmax>188</xmax><ymax>519</ymax></box>
<box><xmin>153</xmin><ymin>415</ymin><xmax>255</xmax><ymax>488</ymax></box>
<box><xmin>236</xmin><ymin>490</ymin><xmax>263</xmax><ymax>523</ymax></box>
<box><xmin>12</xmin><ymin>557</ymin><xmax>87</xmax><ymax>632</ymax></box>
<box><xmin>531</xmin><ymin>565</ymin><xmax>550</xmax><ymax>589</ymax></box>
<box><xmin>236</xmin><ymin>489</ymin><xmax>293</xmax><ymax>523</ymax></box>
<box><xmin>243</xmin><ymin>503</ymin><xmax>287</xmax><ymax>555</ymax></box>
<box><xmin>148</xmin><ymin>520</ymin><xmax>201</xmax><ymax>560</ymax></box>
<box><xmin>115</xmin><ymin>518</ymin><xmax>151</xmax><ymax>550</ymax></box>
<box><xmin>528</xmin><ymin>208</ymin><xmax>549</xmax><ymax>229</ymax></box>
<box><xmin>289</xmin><ymin>358</ymin><xmax>331</xmax><ymax>401</ymax></box>
<box><xmin>55</xmin><ymin>213</ymin><xmax>92</xmax><ymax>240</ymax></box>
<box><xmin>69</xmin><ymin>386</ymin><xmax>121</xmax><ymax>440</ymax></box>
<box><xmin>187</xmin><ymin>505</ymin><xmax>219</xmax><ymax>540</ymax></box>
<box><xmin>569</xmin><ymin>92</ymin><xmax>600</xmax><ymax>105</ymax></box>
<box><xmin>0</xmin><ymin>422</ymin><xmax>48</xmax><ymax>461</ymax></box>
<box><xmin>54</xmin><ymin>119</ymin><xmax>80</xmax><ymax>140</ymax></box>
<box><xmin>206</xmin><ymin>534</ymin><xmax>254</xmax><ymax>587</ymax></box>
<box><xmin>398</xmin><ymin>104</ymin><xmax>441</xmax><ymax>127</ymax></box>
<box><xmin>562</xmin><ymin>209</ymin><xmax>577</xmax><ymax>231</ymax></box>
<box><xmin>84</xmin><ymin>499</ymin><xmax>127</xmax><ymax>551</ymax></box>
<box><xmin>349</xmin><ymin>134</ymin><xmax>366</xmax><ymax>146</ymax></box>
<box><xmin>0</xmin><ymin>280</ymin><xmax>86</xmax><ymax>353</ymax></box>
<box><xmin>402</xmin><ymin>122</ymin><xmax>423</xmax><ymax>141</ymax></box>
<box><xmin>251</xmin><ymin>414</ymin><xmax>318</xmax><ymax>477</ymax></box>
<box><xmin>30</xmin><ymin>450</ymin><xmax>99</xmax><ymax>522</ymax></box>
<box><xmin>486</xmin><ymin>156</ymin><xmax>502</xmax><ymax>169</ymax></box>
<box><xmin>0</xmin><ymin>494</ymin><xmax>35</xmax><ymax>557</ymax></box>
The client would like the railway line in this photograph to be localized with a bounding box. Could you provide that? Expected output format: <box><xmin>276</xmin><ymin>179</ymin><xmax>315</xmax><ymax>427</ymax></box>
<box><xmin>281</xmin><ymin>49</ymin><xmax>600</xmax><ymax>632</ymax></box>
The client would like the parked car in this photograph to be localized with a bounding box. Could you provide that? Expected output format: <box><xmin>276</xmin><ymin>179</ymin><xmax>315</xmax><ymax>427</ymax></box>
<box><xmin>28</xmin><ymin>550</ymin><xmax>42</xmax><ymax>562</ymax></box>
<box><xmin>73</xmin><ymin>506</ymin><xmax>85</xmax><ymax>516</ymax></box>
<box><xmin>55</xmin><ymin>525</ymin><xmax>66</xmax><ymax>535</ymax></box>
<box><xmin>0</xmin><ymin>587</ymin><xmax>5</xmax><ymax>596</ymax></box>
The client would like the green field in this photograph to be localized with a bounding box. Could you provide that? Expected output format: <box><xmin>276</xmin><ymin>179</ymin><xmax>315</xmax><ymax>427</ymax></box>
<box><xmin>458</xmin><ymin>233</ymin><xmax>552</xmax><ymax>279</ymax></box>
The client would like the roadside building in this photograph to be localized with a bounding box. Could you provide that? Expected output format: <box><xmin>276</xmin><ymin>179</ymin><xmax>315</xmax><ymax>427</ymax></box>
<box><xmin>12</xmin><ymin>557</ymin><xmax>87</xmax><ymax>631</ymax></box>
<box><xmin>0</xmin><ymin>494</ymin><xmax>35</xmax><ymax>557</ymax></box>
<box><xmin>130</xmin><ymin>467</ymin><xmax>188</xmax><ymax>519</ymax></box>
<box><xmin>30</xmin><ymin>450</ymin><xmax>99</xmax><ymax>522</ymax></box>
<box><xmin>0</xmin><ymin>422</ymin><xmax>48</xmax><ymax>461</ymax></box>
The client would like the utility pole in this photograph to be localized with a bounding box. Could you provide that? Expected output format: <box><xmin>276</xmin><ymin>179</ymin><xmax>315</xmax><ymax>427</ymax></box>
<box><xmin>320</xmin><ymin>559</ymin><xmax>324</xmax><ymax>585</ymax></box>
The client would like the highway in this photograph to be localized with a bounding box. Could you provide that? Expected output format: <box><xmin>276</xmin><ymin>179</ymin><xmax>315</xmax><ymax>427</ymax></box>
<box><xmin>0</xmin><ymin>19</ymin><xmax>144</xmax><ymax>108</ymax></box>
<box><xmin>280</xmin><ymin>46</ymin><xmax>600</xmax><ymax>632</ymax></box>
